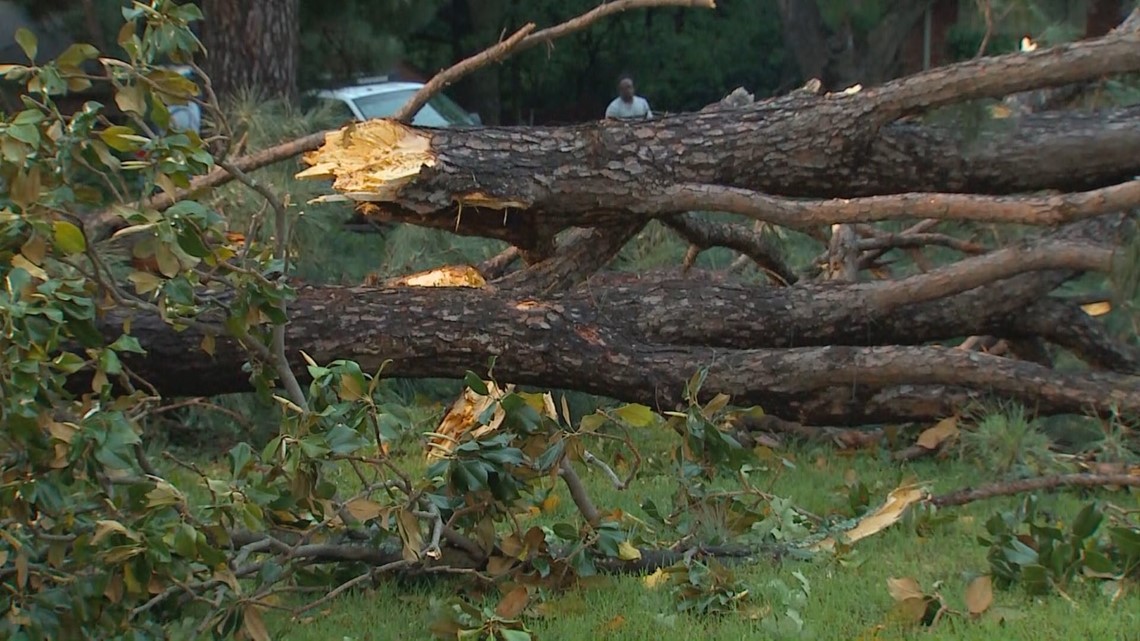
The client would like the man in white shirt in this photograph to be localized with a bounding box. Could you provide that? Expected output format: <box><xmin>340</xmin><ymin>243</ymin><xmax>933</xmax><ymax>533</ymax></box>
<box><xmin>605</xmin><ymin>75</ymin><xmax>652</xmax><ymax>120</ymax></box>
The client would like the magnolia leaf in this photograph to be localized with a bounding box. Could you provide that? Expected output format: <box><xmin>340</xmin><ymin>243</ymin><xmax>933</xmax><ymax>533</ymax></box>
<box><xmin>643</xmin><ymin>568</ymin><xmax>668</xmax><ymax>589</ymax></box>
<box><xmin>115</xmin><ymin>84</ymin><xmax>147</xmax><ymax>115</ymax></box>
<box><xmin>21</xmin><ymin>235</ymin><xmax>47</xmax><ymax>265</ymax></box>
<box><xmin>886</xmin><ymin>577</ymin><xmax>924</xmax><ymax>603</ymax></box>
<box><xmin>57</xmin><ymin>43</ymin><xmax>99</xmax><ymax>67</ymax></box>
<box><xmin>242</xmin><ymin>605</ymin><xmax>271</xmax><ymax>641</ymax></box>
<box><xmin>702</xmin><ymin>392</ymin><xmax>732</xmax><ymax>417</ymax></box>
<box><xmin>200</xmin><ymin>333</ymin><xmax>216</xmax><ymax>356</ymax></box>
<box><xmin>964</xmin><ymin>575</ymin><xmax>993</xmax><ymax>616</ymax></box>
<box><xmin>15</xmin><ymin>28</ymin><xmax>37</xmax><ymax>61</ymax></box>
<box><xmin>494</xmin><ymin>586</ymin><xmax>530</xmax><ymax>619</ymax></box>
<box><xmin>52</xmin><ymin>220</ymin><xmax>87</xmax><ymax>255</ymax></box>
<box><xmin>617</xmin><ymin>540</ymin><xmax>642</xmax><ymax>561</ymax></box>
<box><xmin>345</xmin><ymin>498</ymin><xmax>385</xmax><ymax>523</ymax></box>
<box><xmin>11</xmin><ymin>254</ymin><xmax>49</xmax><ymax>281</ymax></box>
<box><xmin>916</xmin><ymin>416</ymin><xmax>958</xmax><ymax>450</ymax></box>
<box><xmin>338</xmin><ymin>373</ymin><xmax>364</xmax><ymax>401</ymax></box>
<box><xmin>128</xmin><ymin>271</ymin><xmax>164</xmax><ymax>295</ymax></box>
<box><xmin>613</xmin><ymin>403</ymin><xmax>655</xmax><ymax>427</ymax></box>
<box><xmin>1081</xmin><ymin>301</ymin><xmax>1112</xmax><ymax>317</ymax></box>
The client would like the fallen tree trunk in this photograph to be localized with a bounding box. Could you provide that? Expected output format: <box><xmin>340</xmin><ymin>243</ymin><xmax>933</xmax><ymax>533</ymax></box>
<box><xmin>103</xmin><ymin>260</ymin><xmax>1140</xmax><ymax>425</ymax></box>
<box><xmin>298</xmin><ymin>22</ymin><xmax>1140</xmax><ymax>250</ymax></box>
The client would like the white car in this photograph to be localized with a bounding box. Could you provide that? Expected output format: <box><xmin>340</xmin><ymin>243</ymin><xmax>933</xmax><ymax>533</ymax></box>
<box><xmin>305</xmin><ymin>77</ymin><xmax>481</xmax><ymax>128</ymax></box>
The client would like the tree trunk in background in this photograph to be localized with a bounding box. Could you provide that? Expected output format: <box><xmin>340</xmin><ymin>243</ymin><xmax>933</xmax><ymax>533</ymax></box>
<box><xmin>1085</xmin><ymin>0</ymin><xmax>1125</xmax><ymax>38</ymax></box>
<box><xmin>775</xmin><ymin>0</ymin><xmax>932</xmax><ymax>88</ymax></box>
<box><xmin>202</xmin><ymin>0</ymin><xmax>299</xmax><ymax>100</ymax></box>
<box><xmin>463</xmin><ymin>0</ymin><xmax>507</xmax><ymax>124</ymax></box>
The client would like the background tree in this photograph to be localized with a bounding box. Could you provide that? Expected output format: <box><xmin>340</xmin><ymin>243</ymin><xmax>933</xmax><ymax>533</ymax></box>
<box><xmin>201</xmin><ymin>0</ymin><xmax>299</xmax><ymax>99</ymax></box>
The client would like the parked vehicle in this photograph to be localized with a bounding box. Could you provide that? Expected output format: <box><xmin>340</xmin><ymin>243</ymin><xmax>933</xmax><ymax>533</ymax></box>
<box><xmin>304</xmin><ymin>77</ymin><xmax>480</xmax><ymax>127</ymax></box>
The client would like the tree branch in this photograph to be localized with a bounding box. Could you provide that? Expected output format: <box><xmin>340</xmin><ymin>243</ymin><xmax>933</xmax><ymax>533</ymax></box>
<box><xmin>663</xmin><ymin>215</ymin><xmax>798</xmax><ymax>285</ymax></box>
<box><xmin>931</xmin><ymin>473</ymin><xmax>1140</xmax><ymax>508</ymax></box>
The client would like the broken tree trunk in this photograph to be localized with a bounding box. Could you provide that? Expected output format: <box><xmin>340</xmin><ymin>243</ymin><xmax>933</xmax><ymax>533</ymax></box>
<box><xmin>99</xmin><ymin>276</ymin><xmax>1140</xmax><ymax>425</ymax></box>
<box><xmin>101</xmin><ymin>212</ymin><xmax>1139</xmax><ymax>426</ymax></box>
<box><xmin>297</xmin><ymin>28</ymin><xmax>1140</xmax><ymax>252</ymax></box>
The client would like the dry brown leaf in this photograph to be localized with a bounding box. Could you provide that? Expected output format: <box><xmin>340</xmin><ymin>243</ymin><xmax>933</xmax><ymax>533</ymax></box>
<box><xmin>486</xmin><ymin>556</ymin><xmax>517</xmax><ymax>577</ymax></box>
<box><xmin>395</xmin><ymin>509</ymin><xmax>424</xmax><ymax>561</ymax></box>
<box><xmin>597</xmin><ymin>615</ymin><xmax>626</xmax><ymax>632</ymax></box>
<box><xmin>887</xmin><ymin>577</ymin><xmax>924</xmax><ymax>602</ymax></box>
<box><xmin>965</xmin><ymin>575</ymin><xmax>994</xmax><ymax>615</ymax></box>
<box><xmin>916</xmin><ymin>416</ymin><xmax>959</xmax><ymax>450</ymax></box>
<box><xmin>344</xmin><ymin>498</ymin><xmax>385</xmax><ymax>523</ymax></box>
<box><xmin>494</xmin><ymin>586</ymin><xmax>530</xmax><ymax>619</ymax></box>
<box><xmin>643</xmin><ymin>568</ymin><xmax>668</xmax><ymax>589</ymax></box>
<box><xmin>242</xmin><ymin>605</ymin><xmax>270</xmax><ymax>641</ymax></box>
<box><xmin>892</xmin><ymin>596</ymin><xmax>929</xmax><ymax>624</ymax></box>
<box><xmin>811</xmin><ymin>484</ymin><xmax>929</xmax><ymax>551</ymax></box>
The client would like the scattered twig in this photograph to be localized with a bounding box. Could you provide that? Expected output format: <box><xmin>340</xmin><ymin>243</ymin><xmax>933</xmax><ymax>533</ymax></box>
<box><xmin>583</xmin><ymin>450</ymin><xmax>625</xmax><ymax>490</ymax></box>
<box><xmin>477</xmin><ymin>246</ymin><xmax>521</xmax><ymax>280</ymax></box>
<box><xmin>931</xmin><ymin>473</ymin><xmax>1140</xmax><ymax>508</ymax></box>
<box><xmin>290</xmin><ymin>560</ymin><xmax>411</xmax><ymax>618</ymax></box>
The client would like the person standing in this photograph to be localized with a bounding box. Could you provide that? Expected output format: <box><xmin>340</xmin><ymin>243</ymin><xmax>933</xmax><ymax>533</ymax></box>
<box><xmin>605</xmin><ymin>74</ymin><xmax>653</xmax><ymax>120</ymax></box>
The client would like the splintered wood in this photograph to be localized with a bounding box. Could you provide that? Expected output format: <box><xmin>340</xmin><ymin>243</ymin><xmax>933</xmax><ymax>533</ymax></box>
<box><xmin>296</xmin><ymin>120</ymin><xmax>435</xmax><ymax>201</ymax></box>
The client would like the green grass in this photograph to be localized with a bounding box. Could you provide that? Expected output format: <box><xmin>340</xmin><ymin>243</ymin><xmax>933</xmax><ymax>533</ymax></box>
<box><xmin>251</xmin><ymin>425</ymin><xmax>1140</xmax><ymax>641</ymax></box>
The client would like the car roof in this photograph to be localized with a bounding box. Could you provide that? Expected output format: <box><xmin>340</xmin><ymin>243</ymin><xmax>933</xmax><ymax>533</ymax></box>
<box><xmin>315</xmin><ymin>81</ymin><xmax>424</xmax><ymax>101</ymax></box>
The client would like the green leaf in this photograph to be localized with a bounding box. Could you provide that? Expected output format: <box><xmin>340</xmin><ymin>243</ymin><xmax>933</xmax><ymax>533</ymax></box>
<box><xmin>114</xmin><ymin>84</ymin><xmax>147</xmax><ymax>115</ymax></box>
<box><xmin>1070</xmin><ymin>503</ymin><xmax>1102</xmax><ymax>540</ymax></box>
<box><xmin>108</xmin><ymin>334</ymin><xmax>145</xmax><ymax>354</ymax></box>
<box><xmin>1003</xmin><ymin>539</ymin><xmax>1039</xmax><ymax>566</ymax></box>
<box><xmin>7</xmin><ymin>123</ymin><xmax>40</xmax><ymax>145</ymax></box>
<box><xmin>57</xmin><ymin>43</ymin><xmax>99</xmax><ymax>68</ymax></box>
<box><xmin>15</xmin><ymin>28</ymin><xmax>37</xmax><ymax>61</ymax></box>
<box><xmin>498</xmin><ymin>629</ymin><xmax>532</xmax><ymax>641</ymax></box>
<box><xmin>613</xmin><ymin>403</ymin><xmax>655</xmax><ymax>427</ymax></box>
<box><xmin>464</xmin><ymin>371</ymin><xmax>489</xmax><ymax>396</ymax></box>
<box><xmin>551</xmin><ymin>522</ymin><xmax>579</xmax><ymax>541</ymax></box>
<box><xmin>52</xmin><ymin>220</ymin><xmax>87</xmax><ymax>255</ymax></box>
<box><xmin>175</xmin><ymin>226</ymin><xmax>210</xmax><ymax>258</ymax></box>
<box><xmin>99</xmin><ymin>125</ymin><xmax>148</xmax><ymax>153</ymax></box>
<box><xmin>533</xmin><ymin>440</ymin><xmax>565</xmax><ymax>472</ymax></box>
<box><xmin>325</xmin><ymin>423</ymin><xmax>368</xmax><ymax>455</ymax></box>
<box><xmin>228</xmin><ymin>442</ymin><xmax>254</xmax><ymax>477</ymax></box>
<box><xmin>172</xmin><ymin>523</ymin><xmax>198</xmax><ymax>558</ymax></box>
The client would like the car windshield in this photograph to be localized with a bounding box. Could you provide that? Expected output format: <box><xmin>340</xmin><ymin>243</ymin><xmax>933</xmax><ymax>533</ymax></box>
<box><xmin>352</xmin><ymin>88</ymin><xmax>473</xmax><ymax>127</ymax></box>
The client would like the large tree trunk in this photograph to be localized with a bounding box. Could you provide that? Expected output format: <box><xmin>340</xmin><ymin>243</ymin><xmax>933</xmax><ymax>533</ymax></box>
<box><xmin>100</xmin><ymin>259</ymin><xmax>1140</xmax><ymax>425</ymax></box>
<box><xmin>301</xmin><ymin>29</ymin><xmax>1140</xmax><ymax>252</ymax></box>
<box><xmin>202</xmin><ymin>0</ymin><xmax>299</xmax><ymax>100</ymax></box>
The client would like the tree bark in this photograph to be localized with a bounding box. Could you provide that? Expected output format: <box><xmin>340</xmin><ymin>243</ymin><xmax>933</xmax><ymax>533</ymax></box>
<box><xmin>97</xmin><ymin>276</ymin><xmax>1140</xmax><ymax>425</ymax></box>
<box><xmin>98</xmin><ymin>213</ymin><xmax>1138</xmax><ymax>426</ymax></box>
<box><xmin>202</xmin><ymin>0</ymin><xmax>299</xmax><ymax>100</ymax></box>
<box><xmin>301</xmin><ymin>26</ymin><xmax>1140</xmax><ymax>250</ymax></box>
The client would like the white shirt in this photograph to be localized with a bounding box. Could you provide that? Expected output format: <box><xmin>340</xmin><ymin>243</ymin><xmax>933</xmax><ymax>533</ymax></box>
<box><xmin>605</xmin><ymin>96</ymin><xmax>652</xmax><ymax>120</ymax></box>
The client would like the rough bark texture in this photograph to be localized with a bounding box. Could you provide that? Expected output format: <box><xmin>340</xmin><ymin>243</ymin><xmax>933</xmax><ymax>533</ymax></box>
<box><xmin>99</xmin><ymin>213</ymin><xmax>1138</xmax><ymax>426</ymax></box>
<box><xmin>202</xmin><ymin>0</ymin><xmax>299</xmax><ymax>100</ymax></box>
<box><xmin>98</xmin><ymin>278</ymin><xmax>1140</xmax><ymax>425</ymax></box>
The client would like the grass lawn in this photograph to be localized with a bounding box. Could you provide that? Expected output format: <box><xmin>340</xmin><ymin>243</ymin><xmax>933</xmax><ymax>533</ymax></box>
<box><xmin>252</xmin><ymin>425</ymin><xmax>1140</xmax><ymax>641</ymax></box>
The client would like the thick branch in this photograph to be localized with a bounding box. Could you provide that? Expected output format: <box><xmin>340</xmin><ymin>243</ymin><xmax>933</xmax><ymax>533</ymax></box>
<box><xmin>101</xmin><ymin>271</ymin><xmax>1140</xmax><ymax>425</ymax></box>
<box><xmin>663</xmin><ymin>215</ymin><xmax>798</xmax><ymax>284</ymax></box>
<box><xmin>300</xmin><ymin>103</ymin><xmax>1140</xmax><ymax>248</ymax></box>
